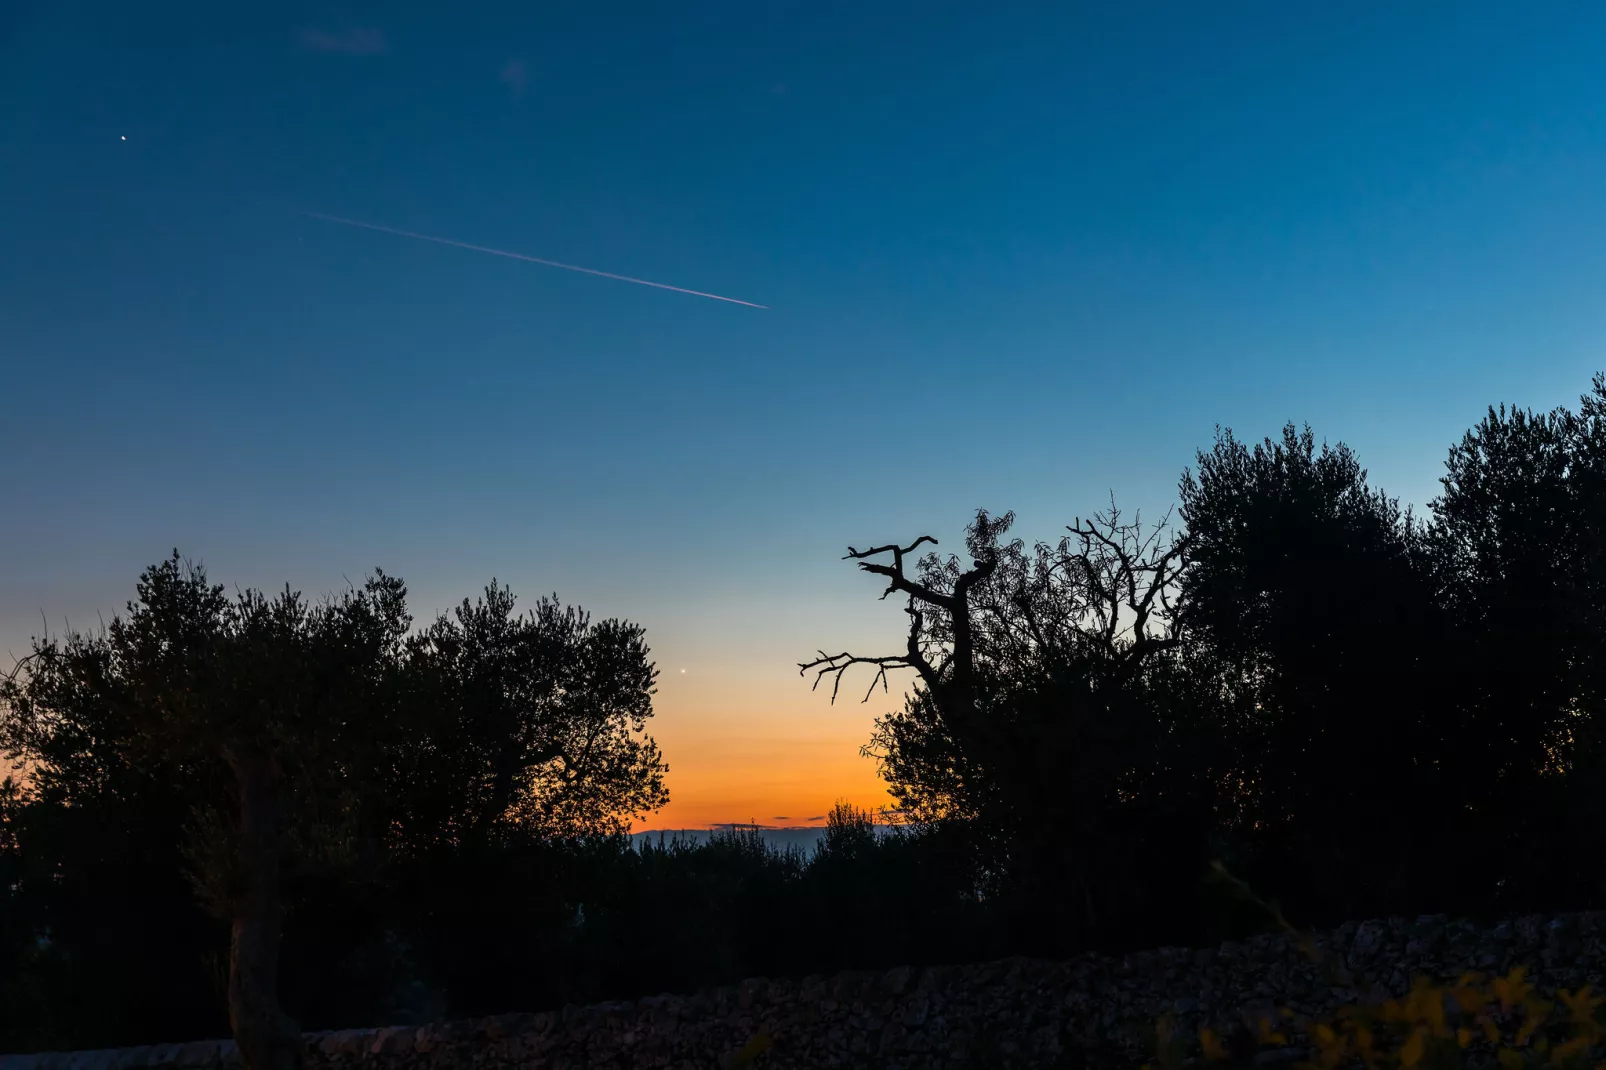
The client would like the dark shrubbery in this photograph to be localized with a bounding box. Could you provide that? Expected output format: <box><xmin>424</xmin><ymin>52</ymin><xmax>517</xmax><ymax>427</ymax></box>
<box><xmin>9</xmin><ymin>375</ymin><xmax>1606</xmax><ymax>1053</ymax></box>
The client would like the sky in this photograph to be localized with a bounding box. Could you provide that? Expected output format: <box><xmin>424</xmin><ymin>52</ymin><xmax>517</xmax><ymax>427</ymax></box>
<box><xmin>5</xmin><ymin>2</ymin><xmax>1606</xmax><ymax>830</ymax></box>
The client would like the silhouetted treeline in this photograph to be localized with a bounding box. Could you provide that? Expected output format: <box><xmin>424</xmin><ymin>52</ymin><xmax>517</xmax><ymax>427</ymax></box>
<box><xmin>838</xmin><ymin>374</ymin><xmax>1606</xmax><ymax>959</ymax></box>
<box><xmin>0</xmin><ymin>797</ymin><xmax>992</xmax><ymax>1052</ymax></box>
<box><xmin>7</xmin><ymin>375</ymin><xmax>1606</xmax><ymax>1053</ymax></box>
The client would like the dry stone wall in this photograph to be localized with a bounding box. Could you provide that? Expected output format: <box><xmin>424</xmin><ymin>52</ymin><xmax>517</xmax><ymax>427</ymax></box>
<box><xmin>6</xmin><ymin>911</ymin><xmax>1606</xmax><ymax>1070</ymax></box>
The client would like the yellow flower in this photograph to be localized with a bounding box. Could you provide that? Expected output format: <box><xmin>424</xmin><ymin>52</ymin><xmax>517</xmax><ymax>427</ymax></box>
<box><xmin>1459</xmin><ymin>1027</ymin><xmax>1475</xmax><ymax>1048</ymax></box>
<box><xmin>1550</xmin><ymin>1034</ymin><xmax>1593</xmax><ymax>1064</ymax></box>
<box><xmin>1456</xmin><ymin>978</ymin><xmax>1478</xmax><ymax>1000</ymax></box>
<box><xmin>1400</xmin><ymin>1027</ymin><xmax>1426</xmax><ymax>1068</ymax></box>
<box><xmin>1411</xmin><ymin>979</ymin><xmax>1449</xmax><ymax>1035</ymax></box>
<box><xmin>1199</xmin><ymin>1027</ymin><xmax>1227</xmax><ymax>1062</ymax></box>
<box><xmin>1519</xmin><ymin>1002</ymin><xmax>1553</xmax><ymax>1047</ymax></box>
<box><xmin>1353</xmin><ymin>1025</ymin><xmax>1378</xmax><ymax>1070</ymax></box>
<box><xmin>1452</xmin><ymin>983</ymin><xmax>1489</xmax><ymax>1014</ymax></box>
<box><xmin>1560</xmin><ymin>987</ymin><xmax>1605</xmax><ymax>1025</ymax></box>
<box><xmin>1496</xmin><ymin>967</ymin><xmax>1534</xmax><ymax>1012</ymax></box>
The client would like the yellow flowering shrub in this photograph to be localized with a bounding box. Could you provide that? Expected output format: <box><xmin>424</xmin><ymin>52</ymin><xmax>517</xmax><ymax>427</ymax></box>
<box><xmin>1148</xmin><ymin>866</ymin><xmax>1606</xmax><ymax>1070</ymax></box>
<box><xmin>1148</xmin><ymin>967</ymin><xmax>1604</xmax><ymax>1070</ymax></box>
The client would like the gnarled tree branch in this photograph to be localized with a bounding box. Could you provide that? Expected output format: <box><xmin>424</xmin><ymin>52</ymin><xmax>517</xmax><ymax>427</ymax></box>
<box><xmin>801</xmin><ymin>533</ymin><xmax>998</xmax><ymax>751</ymax></box>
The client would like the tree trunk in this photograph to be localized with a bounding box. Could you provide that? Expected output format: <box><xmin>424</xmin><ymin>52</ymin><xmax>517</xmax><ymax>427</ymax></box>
<box><xmin>229</xmin><ymin>754</ymin><xmax>301</xmax><ymax>1070</ymax></box>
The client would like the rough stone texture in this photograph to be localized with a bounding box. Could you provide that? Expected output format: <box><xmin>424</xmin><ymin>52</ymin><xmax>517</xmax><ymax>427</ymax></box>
<box><xmin>6</xmin><ymin>911</ymin><xmax>1606</xmax><ymax>1069</ymax></box>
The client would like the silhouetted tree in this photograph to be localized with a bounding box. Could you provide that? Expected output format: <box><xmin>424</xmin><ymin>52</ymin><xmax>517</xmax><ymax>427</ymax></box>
<box><xmin>20</xmin><ymin>375</ymin><xmax>1606</xmax><ymax>1055</ymax></box>
<box><xmin>1427</xmin><ymin>384</ymin><xmax>1606</xmax><ymax>909</ymax></box>
<box><xmin>0</xmin><ymin>562</ymin><xmax>671</xmax><ymax>1058</ymax></box>
<box><xmin>0</xmin><ymin>555</ymin><xmax>409</xmax><ymax>1070</ymax></box>
<box><xmin>1177</xmin><ymin>424</ymin><xmax>1453</xmax><ymax>920</ymax></box>
<box><xmin>374</xmin><ymin>583</ymin><xmax>669</xmax><ymax>1013</ymax></box>
<box><xmin>805</xmin><ymin>505</ymin><xmax>1213</xmax><ymax>952</ymax></box>
<box><xmin>384</xmin><ymin>582</ymin><xmax>667</xmax><ymax>852</ymax></box>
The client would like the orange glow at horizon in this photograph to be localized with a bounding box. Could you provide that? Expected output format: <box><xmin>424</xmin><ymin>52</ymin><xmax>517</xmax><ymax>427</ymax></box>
<box><xmin>630</xmin><ymin>666</ymin><xmax>901</xmax><ymax>832</ymax></box>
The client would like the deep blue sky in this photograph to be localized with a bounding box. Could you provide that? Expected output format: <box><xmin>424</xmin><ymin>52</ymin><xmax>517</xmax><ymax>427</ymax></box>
<box><xmin>6</xmin><ymin>2</ymin><xmax>1606</xmax><ymax>824</ymax></box>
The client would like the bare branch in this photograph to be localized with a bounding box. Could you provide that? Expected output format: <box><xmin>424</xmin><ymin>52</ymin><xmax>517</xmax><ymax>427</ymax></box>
<box><xmin>799</xmin><ymin>650</ymin><xmax>919</xmax><ymax>704</ymax></box>
<box><xmin>799</xmin><ymin>540</ymin><xmax>955</xmax><ymax>704</ymax></box>
<box><xmin>844</xmin><ymin>536</ymin><xmax>938</xmax><ymax>562</ymax></box>
<box><xmin>844</xmin><ymin>536</ymin><xmax>953</xmax><ymax>605</ymax></box>
<box><xmin>1129</xmin><ymin>531</ymin><xmax>1191</xmax><ymax>642</ymax></box>
<box><xmin>1</xmin><ymin>648</ymin><xmax>45</xmax><ymax>689</ymax></box>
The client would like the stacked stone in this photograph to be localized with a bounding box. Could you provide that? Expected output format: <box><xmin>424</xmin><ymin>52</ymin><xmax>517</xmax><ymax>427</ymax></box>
<box><xmin>6</xmin><ymin>912</ymin><xmax>1604</xmax><ymax>1070</ymax></box>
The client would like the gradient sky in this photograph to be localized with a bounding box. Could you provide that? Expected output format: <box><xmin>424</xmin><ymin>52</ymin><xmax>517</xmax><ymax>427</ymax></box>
<box><xmin>6</xmin><ymin>2</ymin><xmax>1606</xmax><ymax>829</ymax></box>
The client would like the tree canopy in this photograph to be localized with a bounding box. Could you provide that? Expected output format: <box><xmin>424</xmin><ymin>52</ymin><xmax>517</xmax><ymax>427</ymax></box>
<box><xmin>816</xmin><ymin>376</ymin><xmax>1606</xmax><ymax>951</ymax></box>
<box><xmin>9</xmin><ymin>373</ymin><xmax>1606</xmax><ymax>1055</ymax></box>
<box><xmin>0</xmin><ymin>564</ymin><xmax>667</xmax><ymax>1061</ymax></box>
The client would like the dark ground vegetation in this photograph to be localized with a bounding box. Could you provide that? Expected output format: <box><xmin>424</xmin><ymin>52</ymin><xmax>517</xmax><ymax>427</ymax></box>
<box><xmin>7</xmin><ymin>376</ymin><xmax>1606</xmax><ymax>1060</ymax></box>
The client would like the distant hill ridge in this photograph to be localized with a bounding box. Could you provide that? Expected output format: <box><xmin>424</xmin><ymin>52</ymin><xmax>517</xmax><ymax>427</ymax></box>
<box><xmin>628</xmin><ymin>825</ymin><xmax>845</xmax><ymax>853</ymax></box>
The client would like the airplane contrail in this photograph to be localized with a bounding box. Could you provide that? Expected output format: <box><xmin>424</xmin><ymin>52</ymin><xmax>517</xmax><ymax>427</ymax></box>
<box><xmin>300</xmin><ymin>211</ymin><xmax>767</xmax><ymax>309</ymax></box>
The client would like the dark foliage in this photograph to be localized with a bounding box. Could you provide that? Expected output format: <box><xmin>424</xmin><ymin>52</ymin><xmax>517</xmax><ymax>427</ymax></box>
<box><xmin>813</xmin><ymin>374</ymin><xmax>1606</xmax><ymax>954</ymax></box>
<box><xmin>1178</xmin><ymin>424</ymin><xmax>1458</xmax><ymax>922</ymax></box>
<box><xmin>8</xmin><ymin>375</ymin><xmax>1606</xmax><ymax>1052</ymax></box>
<box><xmin>0</xmin><ymin>573</ymin><xmax>671</xmax><ymax>1053</ymax></box>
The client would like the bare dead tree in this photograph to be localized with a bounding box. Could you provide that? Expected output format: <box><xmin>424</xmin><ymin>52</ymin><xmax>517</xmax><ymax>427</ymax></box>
<box><xmin>800</xmin><ymin>531</ymin><xmax>1000</xmax><ymax>748</ymax></box>
<box><xmin>1061</xmin><ymin>501</ymin><xmax>1191</xmax><ymax>685</ymax></box>
<box><xmin>800</xmin><ymin>505</ymin><xmax>1188</xmax><ymax>722</ymax></box>
<box><xmin>801</xmin><ymin>507</ymin><xmax>1194</xmax><ymax>952</ymax></box>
